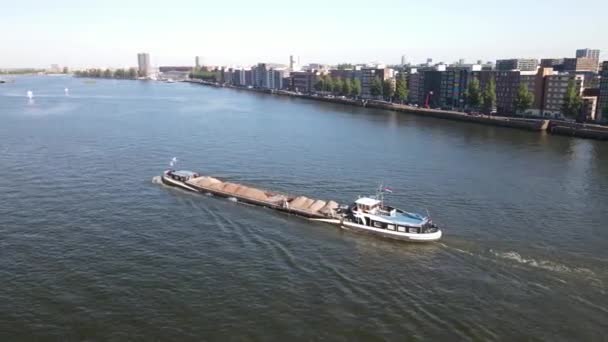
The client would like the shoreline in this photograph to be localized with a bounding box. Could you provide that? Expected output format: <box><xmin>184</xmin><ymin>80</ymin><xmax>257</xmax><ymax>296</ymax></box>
<box><xmin>183</xmin><ymin>79</ymin><xmax>608</xmax><ymax>141</ymax></box>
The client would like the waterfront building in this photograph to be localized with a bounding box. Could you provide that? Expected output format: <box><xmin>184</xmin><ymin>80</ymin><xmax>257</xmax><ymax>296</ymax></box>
<box><xmin>401</xmin><ymin>55</ymin><xmax>406</xmax><ymax>66</ymax></box>
<box><xmin>408</xmin><ymin>68</ymin><xmax>443</xmax><ymax>107</ymax></box>
<box><xmin>49</xmin><ymin>64</ymin><xmax>61</xmax><ymax>73</ymax></box>
<box><xmin>252</xmin><ymin>63</ymin><xmax>268</xmax><ymax>88</ymax></box>
<box><xmin>496</xmin><ymin>59</ymin><xmax>538</xmax><ymax>72</ymax></box>
<box><xmin>195</xmin><ymin>56</ymin><xmax>201</xmax><ymax>68</ymax></box>
<box><xmin>582</xmin><ymin>96</ymin><xmax>598</xmax><ymax>121</ymax></box>
<box><xmin>329</xmin><ymin>69</ymin><xmax>356</xmax><ymax>80</ymax></box>
<box><xmin>137</xmin><ymin>53</ymin><xmax>151</xmax><ymax>77</ymax></box>
<box><xmin>269</xmin><ymin>68</ymin><xmax>289</xmax><ymax>90</ymax></box>
<box><xmin>361</xmin><ymin>67</ymin><xmax>393</xmax><ymax>99</ymax></box>
<box><xmin>159</xmin><ymin>66</ymin><xmax>191</xmax><ymax>72</ymax></box>
<box><xmin>408</xmin><ymin>70</ymin><xmax>421</xmax><ymax>104</ymax></box>
<box><xmin>542</xmin><ymin>74</ymin><xmax>584</xmax><ymax>117</ymax></box>
<box><xmin>540</xmin><ymin>58</ymin><xmax>564</xmax><ymax>71</ymax></box>
<box><xmin>232</xmin><ymin>68</ymin><xmax>248</xmax><ymax>86</ymax></box>
<box><xmin>289</xmin><ymin>70</ymin><xmax>321</xmax><ymax>93</ymax></box>
<box><xmin>597</xmin><ymin>61</ymin><xmax>608</xmax><ymax>122</ymax></box>
<box><xmin>245</xmin><ymin>69</ymin><xmax>253</xmax><ymax>86</ymax></box>
<box><xmin>439</xmin><ymin>64</ymin><xmax>482</xmax><ymax>110</ymax></box>
<box><xmin>563</xmin><ymin>57</ymin><xmax>599</xmax><ymax>73</ymax></box>
<box><xmin>222</xmin><ymin>67</ymin><xmax>234</xmax><ymax>85</ymax></box>
<box><xmin>495</xmin><ymin>69</ymin><xmax>545</xmax><ymax>115</ymax></box>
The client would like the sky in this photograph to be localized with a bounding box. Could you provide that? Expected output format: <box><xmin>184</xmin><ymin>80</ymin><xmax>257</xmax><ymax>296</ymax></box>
<box><xmin>1</xmin><ymin>0</ymin><xmax>606</xmax><ymax>69</ymax></box>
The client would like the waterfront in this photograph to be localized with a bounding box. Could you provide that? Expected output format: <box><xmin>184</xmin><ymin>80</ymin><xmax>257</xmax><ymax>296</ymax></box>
<box><xmin>1</xmin><ymin>76</ymin><xmax>607</xmax><ymax>340</ymax></box>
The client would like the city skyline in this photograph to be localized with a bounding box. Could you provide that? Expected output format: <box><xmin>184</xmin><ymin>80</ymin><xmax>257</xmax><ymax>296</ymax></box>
<box><xmin>1</xmin><ymin>0</ymin><xmax>607</xmax><ymax>69</ymax></box>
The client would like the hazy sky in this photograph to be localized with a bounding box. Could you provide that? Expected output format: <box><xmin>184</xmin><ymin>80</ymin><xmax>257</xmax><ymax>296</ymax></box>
<box><xmin>1</xmin><ymin>0</ymin><xmax>606</xmax><ymax>68</ymax></box>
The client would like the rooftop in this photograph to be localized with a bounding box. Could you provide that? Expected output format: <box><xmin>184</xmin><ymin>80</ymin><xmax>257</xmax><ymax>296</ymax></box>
<box><xmin>172</xmin><ymin>170</ymin><xmax>197</xmax><ymax>178</ymax></box>
<box><xmin>355</xmin><ymin>197</ymin><xmax>381</xmax><ymax>207</ymax></box>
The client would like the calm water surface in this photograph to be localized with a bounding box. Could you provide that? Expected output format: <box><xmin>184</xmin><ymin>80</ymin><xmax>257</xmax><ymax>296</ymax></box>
<box><xmin>1</xmin><ymin>76</ymin><xmax>607</xmax><ymax>341</ymax></box>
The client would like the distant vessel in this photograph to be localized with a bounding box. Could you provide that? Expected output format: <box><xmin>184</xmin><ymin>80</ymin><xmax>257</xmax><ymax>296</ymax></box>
<box><xmin>160</xmin><ymin>169</ymin><xmax>442</xmax><ymax>242</ymax></box>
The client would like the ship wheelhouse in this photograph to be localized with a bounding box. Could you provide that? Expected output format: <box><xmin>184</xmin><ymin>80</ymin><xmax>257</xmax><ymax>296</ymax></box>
<box><xmin>350</xmin><ymin>197</ymin><xmax>438</xmax><ymax>235</ymax></box>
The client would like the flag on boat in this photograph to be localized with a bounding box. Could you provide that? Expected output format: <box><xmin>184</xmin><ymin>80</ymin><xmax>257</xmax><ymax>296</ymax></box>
<box><xmin>169</xmin><ymin>157</ymin><xmax>178</xmax><ymax>167</ymax></box>
<box><xmin>383</xmin><ymin>187</ymin><xmax>393</xmax><ymax>193</ymax></box>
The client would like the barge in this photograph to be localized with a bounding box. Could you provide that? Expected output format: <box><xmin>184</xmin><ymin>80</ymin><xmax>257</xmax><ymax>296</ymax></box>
<box><xmin>161</xmin><ymin>169</ymin><xmax>442</xmax><ymax>242</ymax></box>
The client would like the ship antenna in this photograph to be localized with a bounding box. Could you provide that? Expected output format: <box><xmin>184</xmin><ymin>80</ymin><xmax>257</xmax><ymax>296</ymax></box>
<box><xmin>377</xmin><ymin>182</ymin><xmax>384</xmax><ymax>207</ymax></box>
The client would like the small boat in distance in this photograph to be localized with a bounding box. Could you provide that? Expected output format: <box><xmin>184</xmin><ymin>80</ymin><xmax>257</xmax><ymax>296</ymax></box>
<box><xmin>160</xmin><ymin>168</ymin><xmax>442</xmax><ymax>242</ymax></box>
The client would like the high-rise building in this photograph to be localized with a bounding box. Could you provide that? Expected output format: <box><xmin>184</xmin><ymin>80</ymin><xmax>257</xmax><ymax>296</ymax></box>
<box><xmin>496</xmin><ymin>59</ymin><xmax>538</xmax><ymax>71</ymax></box>
<box><xmin>576</xmin><ymin>48</ymin><xmax>600</xmax><ymax>60</ymax></box>
<box><xmin>195</xmin><ymin>56</ymin><xmax>201</xmax><ymax>68</ymax></box>
<box><xmin>289</xmin><ymin>55</ymin><xmax>295</xmax><ymax>70</ymax></box>
<box><xmin>597</xmin><ymin>61</ymin><xmax>608</xmax><ymax>122</ymax></box>
<box><xmin>540</xmin><ymin>58</ymin><xmax>564</xmax><ymax>69</ymax></box>
<box><xmin>137</xmin><ymin>53</ymin><xmax>151</xmax><ymax>76</ymax></box>
<box><xmin>401</xmin><ymin>55</ymin><xmax>406</xmax><ymax>66</ymax></box>
<box><xmin>563</xmin><ymin>57</ymin><xmax>599</xmax><ymax>72</ymax></box>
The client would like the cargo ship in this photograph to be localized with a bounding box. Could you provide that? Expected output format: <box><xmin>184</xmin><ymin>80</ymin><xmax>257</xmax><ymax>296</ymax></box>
<box><xmin>161</xmin><ymin>169</ymin><xmax>442</xmax><ymax>242</ymax></box>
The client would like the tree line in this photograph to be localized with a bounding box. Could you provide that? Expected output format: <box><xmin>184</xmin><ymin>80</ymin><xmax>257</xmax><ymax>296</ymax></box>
<box><xmin>466</xmin><ymin>76</ymin><xmax>588</xmax><ymax>120</ymax></box>
<box><xmin>315</xmin><ymin>73</ymin><xmax>409</xmax><ymax>102</ymax></box>
<box><xmin>189</xmin><ymin>68</ymin><xmax>217</xmax><ymax>81</ymax></box>
<box><xmin>74</xmin><ymin>68</ymin><xmax>139</xmax><ymax>79</ymax></box>
<box><xmin>314</xmin><ymin>75</ymin><xmax>362</xmax><ymax>98</ymax></box>
<box><xmin>465</xmin><ymin>78</ymin><xmax>497</xmax><ymax>114</ymax></box>
<box><xmin>368</xmin><ymin>73</ymin><xmax>408</xmax><ymax>103</ymax></box>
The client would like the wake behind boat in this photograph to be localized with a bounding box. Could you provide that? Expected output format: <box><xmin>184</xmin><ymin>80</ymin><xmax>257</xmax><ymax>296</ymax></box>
<box><xmin>160</xmin><ymin>168</ymin><xmax>442</xmax><ymax>242</ymax></box>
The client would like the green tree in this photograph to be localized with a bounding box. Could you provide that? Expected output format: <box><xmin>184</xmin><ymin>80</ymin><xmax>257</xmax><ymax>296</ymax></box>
<box><xmin>394</xmin><ymin>73</ymin><xmax>408</xmax><ymax>103</ymax></box>
<box><xmin>314</xmin><ymin>78</ymin><xmax>324</xmax><ymax>92</ymax></box>
<box><xmin>383</xmin><ymin>79</ymin><xmax>395</xmax><ymax>101</ymax></box>
<box><xmin>342</xmin><ymin>78</ymin><xmax>352</xmax><ymax>96</ymax></box>
<box><xmin>337</xmin><ymin>63</ymin><xmax>354</xmax><ymax>70</ymax></box>
<box><xmin>323</xmin><ymin>75</ymin><xmax>334</xmax><ymax>92</ymax></box>
<box><xmin>114</xmin><ymin>69</ymin><xmax>126</xmax><ymax>79</ymax></box>
<box><xmin>351</xmin><ymin>79</ymin><xmax>361</xmax><ymax>98</ymax></box>
<box><xmin>482</xmin><ymin>78</ymin><xmax>497</xmax><ymax>114</ymax></box>
<box><xmin>128</xmin><ymin>68</ymin><xmax>137</xmax><ymax>79</ymax></box>
<box><xmin>561</xmin><ymin>79</ymin><xmax>582</xmax><ymax>119</ymax></box>
<box><xmin>513</xmin><ymin>83</ymin><xmax>534</xmax><ymax>115</ymax></box>
<box><xmin>62</xmin><ymin>66</ymin><xmax>69</xmax><ymax>74</ymax></box>
<box><xmin>370</xmin><ymin>77</ymin><xmax>383</xmax><ymax>98</ymax></box>
<box><xmin>467</xmin><ymin>78</ymin><xmax>482</xmax><ymax>110</ymax></box>
<box><xmin>103</xmin><ymin>69</ymin><xmax>112</xmax><ymax>78</ymax></box>
<box><xmin>333</xmin><ymin>78</ymin><xmax>344</xmax><ymax>95</ymax></box>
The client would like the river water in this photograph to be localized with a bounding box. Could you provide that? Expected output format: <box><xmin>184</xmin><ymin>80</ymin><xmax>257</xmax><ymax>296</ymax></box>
<box><xmin>1</xmin><ymin>76</ymin><xmax>607</xmax><ymax>341</ymax></box>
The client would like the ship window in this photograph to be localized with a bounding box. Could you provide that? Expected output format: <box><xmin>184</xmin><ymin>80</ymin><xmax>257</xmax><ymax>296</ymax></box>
<box><xmin>387</xmin><ymin>224</ymin><xmax>395</xmax><ymax>230</ymax></box>
<box><xmin>408</xmin><ymin>227</ymin><xmax>419</xmax><ymax>234</ymax></box>
<box><xmin>373</xmin><ymin>221</ymin><xmax>384</xmax><ymax>228</ymax></box>
<box><xmin>397</xmin><ymin>226</ymin><xmax>406</xmax><ymax>232</ymax></box>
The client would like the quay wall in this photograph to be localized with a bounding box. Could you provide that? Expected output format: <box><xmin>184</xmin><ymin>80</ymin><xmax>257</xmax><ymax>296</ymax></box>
<box><xmin>183</xmin><ymin>80</ymin><xmax>607</xmax><ymax>141</ymax></box>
